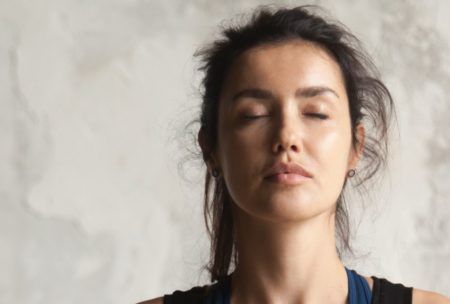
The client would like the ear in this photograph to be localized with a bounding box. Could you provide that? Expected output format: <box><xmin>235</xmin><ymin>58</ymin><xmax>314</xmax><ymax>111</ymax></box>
<box><xmin>198</xmin><ymin>127</ymin><xmax>219</xmax><ymax>171</ymax></box>
<box><xmin>348</xmin><ymin>123</ymin><xmax>365</xmax><ymax>170</ymax></box>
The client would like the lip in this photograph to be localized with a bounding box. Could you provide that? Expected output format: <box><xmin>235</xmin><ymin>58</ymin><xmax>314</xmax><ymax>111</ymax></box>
<box><xmin>265</xmin><ymin>173</ymin><xmax>311</xmax><ymax>185</ymax></box>
<box><xmin>264</xmin><ymin>161</ymin><xmax>313</xmax><ymax>185</ymax></box>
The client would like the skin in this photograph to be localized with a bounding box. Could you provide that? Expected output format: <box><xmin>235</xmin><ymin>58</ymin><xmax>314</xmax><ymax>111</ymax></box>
<box><xmin>139</xmin><ymin>40</ymin><xmax>450</xmax><ymax>304</ymax></box>
<box><xmin>210</xmin><ymin>40</ymin><xmax>364</xmax><ymax>304</ymax></box>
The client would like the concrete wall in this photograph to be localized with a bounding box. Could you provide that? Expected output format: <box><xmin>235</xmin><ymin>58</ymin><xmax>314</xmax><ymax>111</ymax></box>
<box><xmin>0</xmin><ymin>0</ymin><xmax>448</xmax><ymax>303</ymax></box>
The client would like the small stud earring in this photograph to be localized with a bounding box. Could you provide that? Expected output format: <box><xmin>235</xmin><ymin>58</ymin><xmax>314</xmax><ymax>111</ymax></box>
<box><xmin>211</xmin><ymin>168</ymin><xmax>220</xmax><ymax>178</ymax></box>
<box><xmin>347</xmin><ymin>169</ymin><xmax>356</xmax><ymax>178</ymax></box>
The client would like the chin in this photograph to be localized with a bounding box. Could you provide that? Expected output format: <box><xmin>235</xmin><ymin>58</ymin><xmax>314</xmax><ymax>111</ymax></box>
<box><xmin>236</xmin><ymin>195</ymin><xmax>328</xmax><ymax>224</ymax></box>
<box><xmin>262</xmin><ymin>204</ymin><xmax>324</xmax><ymax>224</ymax></box>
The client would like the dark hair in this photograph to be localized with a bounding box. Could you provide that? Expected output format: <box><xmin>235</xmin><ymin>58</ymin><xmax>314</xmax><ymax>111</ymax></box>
<box><xmin>193</xmin><ymin>5</ymin><xmax>395</xmax><ymax>283</ymax></box>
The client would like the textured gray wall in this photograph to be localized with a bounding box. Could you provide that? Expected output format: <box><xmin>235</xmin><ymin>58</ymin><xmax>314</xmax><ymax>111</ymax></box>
<box><xmin>0</xmin><ymin>0</ymin><xmax>449</xmax><ymax>303</ymax></box>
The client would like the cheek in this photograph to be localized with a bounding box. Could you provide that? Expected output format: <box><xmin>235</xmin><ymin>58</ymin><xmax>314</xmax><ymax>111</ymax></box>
<box><xmin>308</xmin><ymin>125</ymin><xmax>352</xmax><ymax>191</ymax></box>
<box><xmin>217</xmin><ymin>125</ymin><xmax>268</xmax><ymax>204</ymax></box>
<box><xmin>219</xmin><ymin>127</ymin><xmax>263</xmax><ymax>179</ymax></box>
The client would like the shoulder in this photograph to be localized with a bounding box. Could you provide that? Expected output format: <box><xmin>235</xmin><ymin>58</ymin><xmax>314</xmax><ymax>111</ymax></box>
<box><xmin>136</xmin><ymin>296</ymin><xmax>164</xmax><ymax>304</ymax></box>
<box><xmin>137</xmin><ymin>283</ymin><xmax>215</xmax><ymax>304</ymax></box>
<box><xmin>366</xmin><ymin>274</ymin><xmax>449</xmax><ymax>303</ymax></box>
<box><xmin>412</xmin><ymin>288</ymin><xmax>450</xmax><ymax>304</ymax></box>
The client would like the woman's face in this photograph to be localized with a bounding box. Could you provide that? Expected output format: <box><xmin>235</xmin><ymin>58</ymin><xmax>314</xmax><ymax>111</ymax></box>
<box><xmin>211</xmin><ymin>40</ymin><xmax>364</xmax><ymax>223</ymax></box>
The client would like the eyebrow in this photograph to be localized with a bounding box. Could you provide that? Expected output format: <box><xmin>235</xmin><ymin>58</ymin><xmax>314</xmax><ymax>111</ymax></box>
<box><xmin>230</xmin><ymin>86</ymin><xmax>340</xmax><ymax>103</ymax></box>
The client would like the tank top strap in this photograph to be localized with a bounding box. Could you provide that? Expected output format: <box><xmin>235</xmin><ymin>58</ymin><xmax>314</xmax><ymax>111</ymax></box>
<box><xmin>371</xmin><ymin>275</ymin><xmax>413</xmax><ymax>304</ymax></box>
<box><xmin>204</xmin><ymin>267</ymin><xmax>372</xmax><ymax>304</ymax></box>
<box><xmin>203</xmin><ymin>275</ymin><xmax>231</xmax><ymax>304</ymax></box>
<box><xmin>345</xmin><ymin>266</ymin><xmax>373</xmax><ymax>304</ymax></box>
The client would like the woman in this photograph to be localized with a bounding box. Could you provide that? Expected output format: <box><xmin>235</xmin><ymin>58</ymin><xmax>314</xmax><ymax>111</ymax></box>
<box><xmin>140</xmin><ymin>5</ymin><xmax>449</xmax><ymax>304</ymax></box>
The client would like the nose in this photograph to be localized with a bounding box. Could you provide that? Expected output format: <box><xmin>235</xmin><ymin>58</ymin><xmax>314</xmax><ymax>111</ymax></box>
<box><xmin>271</xmin><ymin>110</ymin><xmax>302</xmax><ymax>155</ymax></box>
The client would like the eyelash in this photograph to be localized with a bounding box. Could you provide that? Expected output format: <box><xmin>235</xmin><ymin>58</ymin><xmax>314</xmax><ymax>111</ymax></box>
<box><xmin>243</xmin><ymin>115</ymin><xmax>268</xmax><ymax>120</ymax></box>
<box><xmin>306</xmin><ymin>113</ymin><xmax>329</xmax><ymax>120</ymax></box>
<box><xmin>243</xmin><ymin>113</ymin><xmax>329</xmax><ymax>120</ymax></box>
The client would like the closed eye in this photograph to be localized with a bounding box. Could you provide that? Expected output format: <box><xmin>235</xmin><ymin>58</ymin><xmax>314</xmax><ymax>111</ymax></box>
<box><xmin>243</xmin><ymin>113</ymin><xmax>328</xmax><ymax>120</ymax></box>
<box><xmin>305</xmin><ymin>113</ymin><xmax>328</xmax><ymax>120</ymax></box>
<box><xmin>243</xmin><ymin>115</ymin><xmax>268</xmax><ymax>120</ymax></box>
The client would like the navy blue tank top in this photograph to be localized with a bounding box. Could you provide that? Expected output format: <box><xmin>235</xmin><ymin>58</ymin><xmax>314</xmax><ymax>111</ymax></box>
<box><xmin>200</xmin><ymin>266</ymin><xmax>372</xmax><ymax>304</ymax></box>
<box><xmin>159</xmin><ymin>267</ymin><xmax>414</xmax><ymax>304</ymax></box>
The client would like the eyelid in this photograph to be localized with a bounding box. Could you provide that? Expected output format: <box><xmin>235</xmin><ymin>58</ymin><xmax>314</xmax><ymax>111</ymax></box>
<box><xmin>241</xmin><ymin>108</ymin><xmax>269</xmax><ymax>117</ymax></box>
<box><xmin>305</xmin><ymin>113</ymin><xmax>329</xmax><ymax>120</ymax></box>
<box><xmin>243</xmin><ymin>114</ymin><xmax>268</xmax><ymax>120</ymax></box>
<box><xmin>242</xmin><ymin>113</ymin><xmax>328</xmax><ymax>119</ymax></box>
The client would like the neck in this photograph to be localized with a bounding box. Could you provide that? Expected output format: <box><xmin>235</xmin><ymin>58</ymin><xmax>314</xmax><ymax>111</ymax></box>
<box><xmin>230</xmin><ymin>205</ymin><xmax>348</xmax><ymax>304</ymax></box>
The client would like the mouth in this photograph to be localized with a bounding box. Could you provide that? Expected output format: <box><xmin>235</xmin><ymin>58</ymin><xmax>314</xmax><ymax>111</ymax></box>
<box><xmin>264</xmin><ymin>161</ymin><xmax>313</xmax><ymax>179</ymax></box>
<box><xmin>264</xmin><ymin>172</ymin><xmax>311</xmax><ymax>185</ymax></box>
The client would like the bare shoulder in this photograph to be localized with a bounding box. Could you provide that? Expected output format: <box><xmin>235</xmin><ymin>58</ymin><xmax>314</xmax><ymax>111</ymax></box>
<box><xmin>412</xmin><ymin>288</ymin><xmax>450</xmax><ymax>304</ymax></box>
<box><xmin>136</xmin><ymin>296</ymin><xmax>164</xmax><ymax>304</ymax></box>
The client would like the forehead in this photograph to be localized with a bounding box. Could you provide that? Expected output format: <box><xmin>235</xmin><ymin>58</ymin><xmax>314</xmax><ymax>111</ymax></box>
<box><xmin>220</xmin><ymin>40</ymin><xmax>347</xmax><ymax>101</ymax></box>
